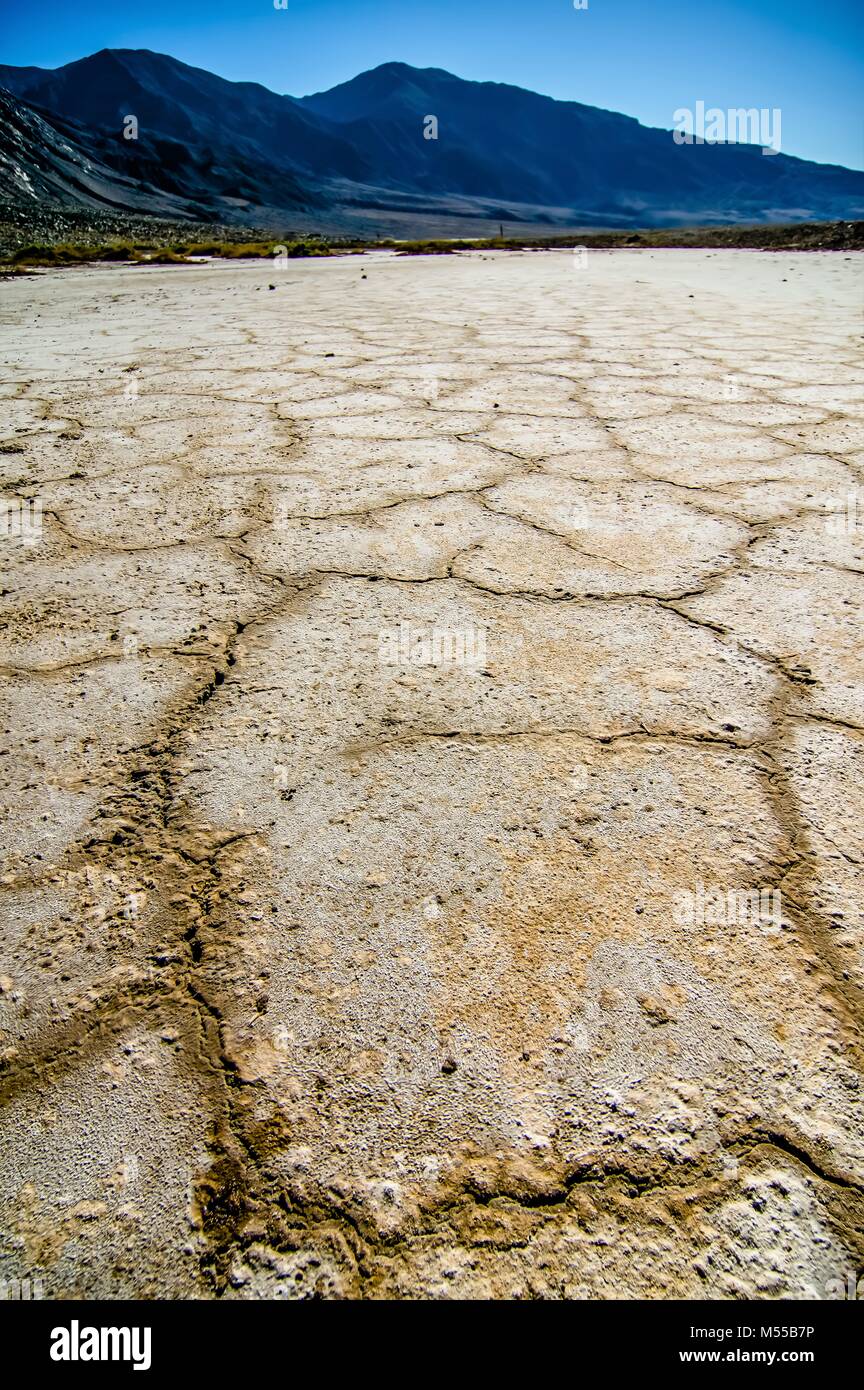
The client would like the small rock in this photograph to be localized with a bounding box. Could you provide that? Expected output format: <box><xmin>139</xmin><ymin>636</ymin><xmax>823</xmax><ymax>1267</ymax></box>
<box><xmin>364</xmin><ymin>871</ymin><xmax>389</xmax><ymax>887</ymax></box>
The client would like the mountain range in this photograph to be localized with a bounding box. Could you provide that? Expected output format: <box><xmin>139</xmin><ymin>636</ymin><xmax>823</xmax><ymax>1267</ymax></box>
<box><xmin>1</xmin><ymin>48</ymin><xmax>862</xmax><ymax>233</ymax></box>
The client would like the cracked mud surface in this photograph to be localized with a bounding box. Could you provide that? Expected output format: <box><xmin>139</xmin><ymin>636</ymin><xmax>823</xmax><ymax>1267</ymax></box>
<box><xmin>0</xmin><ymin>248</ymin><xmax>862</xmax><ymax>1300</ymax></box>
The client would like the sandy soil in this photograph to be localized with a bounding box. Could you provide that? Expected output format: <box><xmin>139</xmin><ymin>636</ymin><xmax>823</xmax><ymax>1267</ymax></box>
<box><xmin>0</xmin><ymin>248</ymin><xmax>862</xmax><ymax>1300</ymax></box>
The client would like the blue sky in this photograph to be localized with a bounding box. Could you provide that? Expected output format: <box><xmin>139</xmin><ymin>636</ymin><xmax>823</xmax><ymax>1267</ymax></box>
<box><xmin>2</xmin><ymin>0</ymin><xmax>862</xmax><ymax>168</ymax></box>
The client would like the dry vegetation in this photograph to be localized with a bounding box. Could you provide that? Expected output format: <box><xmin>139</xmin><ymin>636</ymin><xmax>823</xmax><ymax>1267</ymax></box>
<box><xmin>3</xmin><ymin>220</ymin><xmax>862</xmax><ymax>271</ymax></box>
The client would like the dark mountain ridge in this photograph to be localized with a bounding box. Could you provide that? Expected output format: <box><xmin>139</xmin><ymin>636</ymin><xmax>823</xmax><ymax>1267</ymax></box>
<box><xmin>1</xmin><ymin>49</ymin><xmax>862</xmax><ymax>230</ymax></box>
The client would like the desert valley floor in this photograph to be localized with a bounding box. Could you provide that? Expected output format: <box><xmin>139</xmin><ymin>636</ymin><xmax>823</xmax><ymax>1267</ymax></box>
<box><xmin>0</xmin><ymin>247</ymin><xmax>862</xmax><ymax>1299</ymax></box>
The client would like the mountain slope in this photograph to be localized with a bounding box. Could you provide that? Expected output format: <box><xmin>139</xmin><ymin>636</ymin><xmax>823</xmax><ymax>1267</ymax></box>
<box><xmin>0</xmin><ymin>49</ymin><xmax>369</xmax><ymax>181</ymax></box>
<box><xmin>2</xmin><ymin>50</ymin><xmax>862</xmax><ymax>228</ymax></box>
<box><xmin>0</xmin><ymin>85</ymin><xmax>315</xmax><ymax>221</ymax></box>
<box><xmin>300</xmin><ymin>62</ymin><xmax>864</xmax><ymax>221</ymax></box>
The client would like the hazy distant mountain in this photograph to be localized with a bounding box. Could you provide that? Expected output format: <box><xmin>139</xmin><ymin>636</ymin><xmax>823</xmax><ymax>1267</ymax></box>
<box><xmin>2</xmin><ymin>49</ymin><xmax>862</xmax><ymax>230</ymax></box>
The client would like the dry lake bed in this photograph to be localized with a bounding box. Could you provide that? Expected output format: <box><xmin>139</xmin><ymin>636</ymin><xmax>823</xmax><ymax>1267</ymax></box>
<box><xmin>0</xmin><ymin>248</ymin><xmax>862</xmax><ymax>1299</ymax></box>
